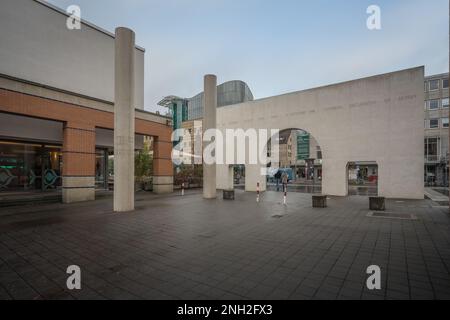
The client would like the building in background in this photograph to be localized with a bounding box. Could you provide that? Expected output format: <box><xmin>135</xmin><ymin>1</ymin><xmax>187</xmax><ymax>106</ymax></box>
<box><xmin>424</xmin><ymin>73</ymin><xmax>449</xmax><ymax>187</ymax></box>
<box><xmin>180</xmin><ymin>120</ymin><xmax>203</xmax><ymax>165</ymax></box>
<box><xmin>159</xmin><ymin>80</ymin><xmax>253</xmax><ymax>133</ymax></box>
<box><xmin>159</xmin><ymin>81</ymin><xmax>253</xmax><ymax>166</ymax></box>
<box><xmin>271</xmin><ymin>129</ymin><xmax>323</xmax><ymax>181</ymax></box>
<box><xmin>0</xmin><ymin>0</ymin><xmax>173</xmax><ymax>203</ymax></box>
<box><xmin>278</xmin><ymin>131</ymin><xmax>294</xmax><ymax>168</ymax></box>
<box><xmin>290</xmin><ymin>131</ymin><xmax>322</xmax><ymax>181</ymax></box>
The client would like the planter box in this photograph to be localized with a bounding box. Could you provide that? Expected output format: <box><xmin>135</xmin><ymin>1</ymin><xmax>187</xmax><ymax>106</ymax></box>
<box><xmin>370</xmin><ymin>197</ymin><xmax>385</xmax><ymax>211</ymax></box>
<box><xmin>312</xmin><ymin>195</ymin><xmax>327</xmax><ymax>208</ymax></box>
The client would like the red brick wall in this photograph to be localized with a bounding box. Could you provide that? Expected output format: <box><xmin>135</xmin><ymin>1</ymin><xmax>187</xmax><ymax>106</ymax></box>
<box><xmin>63</xmin><ymin>123</ymin><xmax>96</xmax><ymax>176</ymax></box>
<box><xmin>0</xmin><ymin>88</ymin><xmax>173</xmax><ymax>177</ymax></box>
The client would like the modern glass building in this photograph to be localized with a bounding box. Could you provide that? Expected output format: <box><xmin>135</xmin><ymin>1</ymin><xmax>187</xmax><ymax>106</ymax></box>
<box><xmin>159</xmin><ymin>80</ymin><xmax>254</xmax><ymax>133</ymax></box>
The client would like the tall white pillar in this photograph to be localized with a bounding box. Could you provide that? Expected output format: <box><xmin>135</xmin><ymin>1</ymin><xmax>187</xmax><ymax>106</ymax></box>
<box><xmin>245</xmin><ymin>164</ymin><xmax>267</xmax><ymax>192</ymax></box>
<box><xmin>203</xmin><ymin>75</ymin><xmax>217</xmax><ymax>199</ymax></box>
<box><xmin>114</xmin><ymin>27</ymin><xmax>135</xmax><ymax>212</ymax></box>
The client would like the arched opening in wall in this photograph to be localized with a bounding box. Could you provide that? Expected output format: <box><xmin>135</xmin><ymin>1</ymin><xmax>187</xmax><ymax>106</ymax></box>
<box><xmin>266</xmin><ymin>128</ymin><xmax>323</xmax><ymax>194</ymax></box>
<box><xmin>347</xmin><ymin>162</ymin><xmax>378</xmax><ymax>196</ymax></box>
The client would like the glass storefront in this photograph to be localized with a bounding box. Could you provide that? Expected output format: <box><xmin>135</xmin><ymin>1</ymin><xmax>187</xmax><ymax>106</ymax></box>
<box><xmin>0</xmin><ymin>141</ymin><xmax>110</xmax><ymax>193</ymax></box>
<box><xmin>95</xmin><ymin>149</ymin><xmax>108</xmax><ymax>189</ymax></box>
<box><xmin>0</xmin><ymin>141</ymin><xmax>62</xmax><ymax>192</ymax></box>
<box><xmin>0</xmin><ymin>139</ymin><xmax>155</xmax><ymax>193</ymax></box>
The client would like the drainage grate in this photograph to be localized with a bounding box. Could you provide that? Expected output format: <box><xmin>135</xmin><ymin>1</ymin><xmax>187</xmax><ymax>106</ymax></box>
<box><xmin>367</xmin><ymin>212</ymin><xmax>418</xmax><ymax>220</ymax></box>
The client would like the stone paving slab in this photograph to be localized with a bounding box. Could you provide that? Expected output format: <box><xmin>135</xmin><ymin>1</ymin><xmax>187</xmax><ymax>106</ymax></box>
<box><xmin>424</xmin><ymin>188</ymin><xmax>449</xmax><ymax>203</ymax></box>
<box><xmin>0</xmin><ymin>190</ymin><xmax>449</xmax><ymax>300</ymax></box>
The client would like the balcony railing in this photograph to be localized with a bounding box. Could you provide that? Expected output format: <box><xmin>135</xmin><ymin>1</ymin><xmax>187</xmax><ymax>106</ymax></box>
<box><xmin>425</xmin><ymin>155</ymin><xmax>448</xmax><ymax>163</ymax></box>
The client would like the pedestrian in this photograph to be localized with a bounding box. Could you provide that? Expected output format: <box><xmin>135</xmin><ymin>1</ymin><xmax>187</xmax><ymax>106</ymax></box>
<box><xmin>275</xmin><ymin>170</ymin><xmax>282</xmax><ymax>191</ymax></box>
<box><xmin>281</xmin><ymin>171</ymin><xmax>288</xmax><ymax>193</ymax></box>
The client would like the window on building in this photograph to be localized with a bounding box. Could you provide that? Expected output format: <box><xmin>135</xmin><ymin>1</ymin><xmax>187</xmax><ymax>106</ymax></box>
<box><xmin>425</xmin><ymin>137</ymin><xmax>440</xmax><ymax>161</ymax></box>
<box><xmin>429</xmin><ymin>79</ymin><xmax>440</xmax><ymax>91</ymax></box>
<box><xmin>429</xmin><ymin>99</ymin><xmax>440</xmax><ymax>110</ymax></box>
<box><xmin>317</xmin><ymin>146</ymin><xmax>322</xmax><ymax>160</ymax></box>
<box><xmin>442</xmin><ymin>118</ymin><xmax>449</xmax><ymax>128</ymax></box>
<box><xmin>443</xmin><ymin>79</ymin><xmax>449</xmax><ymax>89</ymax></box>
<box><xmin>442</xmin><ymin>98</ymin><xmax>449</xmax><ymax>109</ymax></box>
<box><xmin>429</xmin><ymin>119</ymin><xmax>439</xmax><ymax>129</ymax></box>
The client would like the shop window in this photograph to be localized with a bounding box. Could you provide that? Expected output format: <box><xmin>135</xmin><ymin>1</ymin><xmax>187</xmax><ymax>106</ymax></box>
<box><xmin>0</xmin><ymin>141</ymin><xmax>62</xmax><ymax>192</ymax></box>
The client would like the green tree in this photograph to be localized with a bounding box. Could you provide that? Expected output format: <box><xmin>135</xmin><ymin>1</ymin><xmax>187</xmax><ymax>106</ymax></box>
<box><xmin>135</xmin><ymin>142</ymin><xmax>153</xmax><ymax>179</ymax></box>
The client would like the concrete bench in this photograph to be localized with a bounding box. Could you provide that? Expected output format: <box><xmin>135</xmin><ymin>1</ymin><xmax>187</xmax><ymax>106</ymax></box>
<box><xmin>312</xmin><ymin>195</ymin><xmax>327</xmax><ymax>208</ymax></box>
<box><xmin>223</xmin><ymin>189</ymin><xmax>235</xmax><ymax>200</ymax></box>
<box><xmin>370</xmin><ymin>197</ymin><xmax>385</xmax><ymax>211</ymax></box>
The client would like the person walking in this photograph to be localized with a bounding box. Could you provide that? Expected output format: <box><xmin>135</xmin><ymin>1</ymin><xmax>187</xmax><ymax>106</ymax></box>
<box><xmin>281</xmin><ymin>171</ymin><xmax>288</xmax><ymax>193</ymax></box>
<box><xmin>275</xmin><ymin>170</ymin><xmax>282</xmax><ymax>191</ymax></box>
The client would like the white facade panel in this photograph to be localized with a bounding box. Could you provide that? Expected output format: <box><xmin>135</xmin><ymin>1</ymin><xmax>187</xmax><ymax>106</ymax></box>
<box><xmin>0</xmin><ymin>0</ymin><xmax>145</xmax><ymax>109</ymax></box>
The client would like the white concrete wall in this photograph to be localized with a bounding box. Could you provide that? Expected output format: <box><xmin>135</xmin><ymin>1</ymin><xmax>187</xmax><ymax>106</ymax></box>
<box><xmin>0</xmin><ymin>0</ymin><xmax>144</xmax><ymax>109</ymax></box>
<box><xmin>217</xmin><ymin>67</ymin><xmax>425</xmax><ymax>199</ymax></box>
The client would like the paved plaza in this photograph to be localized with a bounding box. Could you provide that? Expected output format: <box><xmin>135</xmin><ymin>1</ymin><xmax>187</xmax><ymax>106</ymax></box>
<box><xmin>0</xmin><ymin>190</ymin><xmax>450</xmax><ymax>300</ymax></box>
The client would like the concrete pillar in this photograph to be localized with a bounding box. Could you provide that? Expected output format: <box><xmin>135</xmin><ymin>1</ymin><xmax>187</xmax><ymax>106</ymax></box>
<box><xmin>62</xmin><ymin>122</ymin><xmax>96</xmax><ymax>203</ymax></box>
<box><xmin>203</xmin><ymin>74</ymin><xmax>217</xmax><ymax>199</ymax></box>
<box><xmin>245</xmin><ymin>164</ymin><xmax>267</xmax><ymax>192</ymax></box>
<box><xmin>217</xmin><ymin>164</ymin><xmax>234</xmax><ymax>190</ymax></box>
<box><xmin>321</xmin><ymin>159</ymin><xmax>347</xmax><ymax>197</ymax></box>
<box><xmin>114</xmin><ymin>27</ymin><xmax>135</xmax><ymax>212</ymax></box>
<box><xmin>153</xmin><ymin>137</ymin><xmax>174</xmax><ymax>193</ymax></box>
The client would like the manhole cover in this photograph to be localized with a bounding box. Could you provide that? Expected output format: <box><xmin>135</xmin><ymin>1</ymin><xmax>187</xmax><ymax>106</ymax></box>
<box><xmin>367</xmin><ymin>212</ymin><xmax>418</xmax><ymax>220</ymax></box>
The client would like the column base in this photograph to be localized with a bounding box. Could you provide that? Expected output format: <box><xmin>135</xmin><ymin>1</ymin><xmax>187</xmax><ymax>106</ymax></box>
<box><xmin>62</xmin><ymin>177</ymin><xmax>95</xmax><ymax>203</ymax></box>
<box><xmin>153</xmin><ymin>176</ymin><xmax>173</xmax><ymax>194</ymax></box>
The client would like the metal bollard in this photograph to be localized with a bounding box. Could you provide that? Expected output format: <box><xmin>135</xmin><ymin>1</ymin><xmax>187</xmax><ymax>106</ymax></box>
<box><xmin>181</xmin><ymin>182</ymin><xmax>185</xmax><ymax>196</ymax></box>
<box><xmin>257</xmin><ymin>182</ymin><xmax>260</xmax><ymax>203</ymax></box>
<box><xmin>283</xmin><ymin>184</ymin><xmax>287</xmax><ymax>205</ymax></box>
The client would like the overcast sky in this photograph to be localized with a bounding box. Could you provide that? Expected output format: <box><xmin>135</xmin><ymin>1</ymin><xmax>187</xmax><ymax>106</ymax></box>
<box><xmin>47</xmin><ymin>0</ymin><xmax>449</xmax><ymax>113</ymax></box>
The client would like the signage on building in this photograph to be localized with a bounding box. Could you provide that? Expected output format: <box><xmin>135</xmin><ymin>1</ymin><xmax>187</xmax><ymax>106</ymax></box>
<box><xmin>297</xmin><ymin>133</ymin><xmax>310</xmax><ymax>160</ymax></box>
